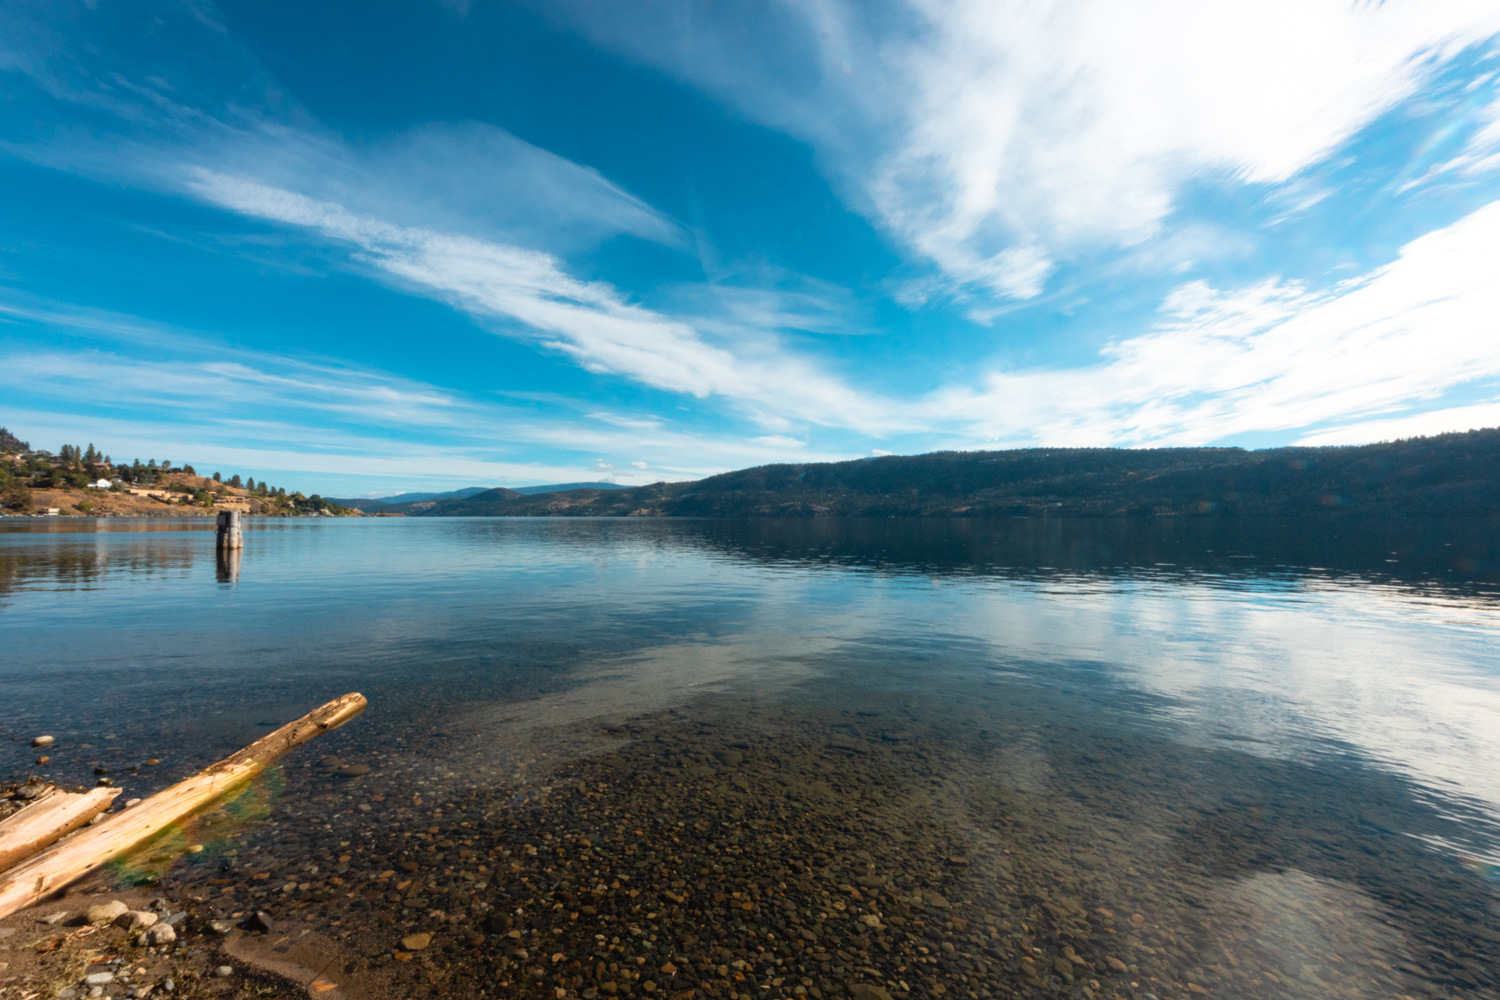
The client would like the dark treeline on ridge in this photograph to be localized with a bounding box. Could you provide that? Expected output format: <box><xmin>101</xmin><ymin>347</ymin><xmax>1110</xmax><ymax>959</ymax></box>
<box><xmin>411</xmin><ymin>429</ymin><xmax>1500</xmax><ymax>519</ymax></box>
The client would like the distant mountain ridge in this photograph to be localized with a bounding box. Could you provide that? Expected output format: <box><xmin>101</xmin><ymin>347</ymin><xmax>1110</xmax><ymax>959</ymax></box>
<box><xmin>326</xmin><ymin>486</ymin><xmax>491</xmax><ymax>512</ymax></box>
<box><xmin>402</xmin><ymin>429</ymin><xmax>1500</xmax><ymax>519</ymax></box>
<box><xmin>512</xmin><ymin>482</ymin><xmax>624</xmax><ymax>495</ymax></box>
<box><xmin>328</xmin><ymin>482</ymin><xmax>625</xmax><ymax>513</ymax></box>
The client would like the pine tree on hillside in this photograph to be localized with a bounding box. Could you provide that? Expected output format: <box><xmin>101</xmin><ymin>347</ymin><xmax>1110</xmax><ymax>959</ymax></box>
<box><xmin>0</xmin><ymin>427</ymin><xmax>31</xmax><ymax>453</ymax></box>
<box><xmin>0</xmin><ymin>462</ymin><xmax>32</xmax><ymax>510</ymax></box>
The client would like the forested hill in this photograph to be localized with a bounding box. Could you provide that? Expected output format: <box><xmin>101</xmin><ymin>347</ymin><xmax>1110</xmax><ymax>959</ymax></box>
<box><xmin>412</xmin><ymin>428</ymin><xmax>1500</xmax><ymax>519</ymax></box>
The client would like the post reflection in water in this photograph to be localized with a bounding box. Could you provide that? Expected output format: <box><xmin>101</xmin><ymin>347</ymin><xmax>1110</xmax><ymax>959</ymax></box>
<box><xmin>215</xmin><ymin>545</ymin><xmax>241</xmax><ymax>584</ymax></box>
<box><xmin>1</xmin><ymin>516</ymin><xmax>1498</xmax><ymax>1000</ymax></box>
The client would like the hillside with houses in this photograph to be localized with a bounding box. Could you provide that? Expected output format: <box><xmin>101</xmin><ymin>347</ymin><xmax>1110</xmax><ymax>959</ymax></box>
<box><xmin>0</xmin><ymin>429</ymin><xmax>357</xmax><ymax>517</ymax></box>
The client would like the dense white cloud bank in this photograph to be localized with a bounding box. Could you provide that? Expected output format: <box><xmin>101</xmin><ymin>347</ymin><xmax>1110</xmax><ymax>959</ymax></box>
<box><xmin>562</xmin><ymin>0</ymin><xmax>1500</xmax><ymax>301</ymax></box>
<box><xmin>878</xmin><ymin>0</ymin><xmax>1500</xmax><ymax>296</ymax></box>
<box><xmin>938</xmin><ymin>198</ymin><xmax>1500</xmax><ymax>445</ymax></box>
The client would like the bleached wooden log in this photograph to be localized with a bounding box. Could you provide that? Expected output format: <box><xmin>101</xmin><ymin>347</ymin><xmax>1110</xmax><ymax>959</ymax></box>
<box><xmin>0</xmin><ymin>692</ymin><xmax>365</xmax><ymax>920</ymax></box>
<box><xmin>0</xmin><ymin>787</ymin><xmax>121</xmax><ymax>874</ymax></box>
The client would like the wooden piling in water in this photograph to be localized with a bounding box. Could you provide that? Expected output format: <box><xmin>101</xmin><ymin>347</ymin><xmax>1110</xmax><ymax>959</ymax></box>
<box><xmin>216</xmin><ymin>509</ymin><xmax>243</xmax><ymax>550</ymax></box>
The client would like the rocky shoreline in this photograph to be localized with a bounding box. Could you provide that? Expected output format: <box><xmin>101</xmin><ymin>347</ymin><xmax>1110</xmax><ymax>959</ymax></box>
<box><xmin>6</xmin><ymin>677</ymin><xmax>1500</xmax><ymax>1000</ymax></box>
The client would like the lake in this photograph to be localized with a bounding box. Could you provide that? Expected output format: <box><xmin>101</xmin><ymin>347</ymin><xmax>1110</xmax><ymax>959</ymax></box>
<box><xmin>3</xmin><ymin>516</ymin><xmax>1500</xmax><ymax>1000</ymax></box>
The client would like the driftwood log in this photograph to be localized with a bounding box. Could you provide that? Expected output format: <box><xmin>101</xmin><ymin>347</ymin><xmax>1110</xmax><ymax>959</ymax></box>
<box><xmin>0</xmin><ymin>692</ymin><xmax>365</xmax><ymax>920</ymax></box>
<box><xmin>0</xmin><ymin>787</ymin><xmax>121</xmax><ymax>875</ymax></box>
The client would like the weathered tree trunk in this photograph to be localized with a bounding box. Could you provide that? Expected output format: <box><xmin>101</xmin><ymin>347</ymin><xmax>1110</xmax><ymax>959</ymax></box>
<box><xmin>0</xmin><ymin>787</ymin><xmax>121</xmax><ymax>874</ymax></box>
<box><xmin>0</xmin><ymin>692</ymin><xmax>365</xmax><ymax>920</ymax></box>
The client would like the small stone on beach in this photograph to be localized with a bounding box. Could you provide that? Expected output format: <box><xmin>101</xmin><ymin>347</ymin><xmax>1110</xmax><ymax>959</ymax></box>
<box><xmin>86</xmin><ymin>901</ymin><xmax>129</xmax><ymax>925</ymax></box>
<box><xmin>113</xmin><ymin>911</ymin><xmax>157</xmax><ymax>930</ymax></box>
<box><xmin>139</xmin><ymin>923</ymin><xmax>176</xmax><ymax>946</ymax></box>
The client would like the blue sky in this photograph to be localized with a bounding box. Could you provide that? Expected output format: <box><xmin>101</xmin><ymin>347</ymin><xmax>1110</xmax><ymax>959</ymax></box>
<box><xmin>3</xmin><ymin>0</ymin><xmax>1500</xmax><ymax>496</ymax></box>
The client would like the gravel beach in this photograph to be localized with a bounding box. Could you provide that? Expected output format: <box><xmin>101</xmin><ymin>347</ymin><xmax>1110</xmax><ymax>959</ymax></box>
<box><xmin>9</xmin><ymin>671</ymin><xmax>1490</xmax><ymax>1000</ymax></box>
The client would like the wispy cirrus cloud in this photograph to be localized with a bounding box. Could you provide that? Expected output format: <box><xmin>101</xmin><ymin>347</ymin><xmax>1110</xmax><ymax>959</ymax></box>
<box><xmin>197</xmin><ymin>120</ymin><xmax>689</xmax><ymax>256</ymax></box>
<box><xmin>0</xmin><ymin>348</ymin><xmax>464</xmax><ymax>429</ymax></box>
<box><xmin>186</xmin><ymin>171</ymin><xmax>898</xmax><ymax>434</ymax></box>
<box><xmin>0</xmin><ymin>1</ymin><xmax>683</xmax><ymax>259</ymax></box>
<box><xmin>0</xmin><ymin>328</ymin><xmax>854</xmax><ymax>490</ymax></box>
<box><xmin>3</xmin><ymin>404</ymin><xmax>607</xmax><ymax>489</ymax></box>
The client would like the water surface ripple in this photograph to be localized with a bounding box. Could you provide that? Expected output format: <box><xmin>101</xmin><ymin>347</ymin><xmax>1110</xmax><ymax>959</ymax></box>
<box><xmin>3</xmin><ymin>517</ymin><xmax>1499</xmax><ymax>1000</ymax></box>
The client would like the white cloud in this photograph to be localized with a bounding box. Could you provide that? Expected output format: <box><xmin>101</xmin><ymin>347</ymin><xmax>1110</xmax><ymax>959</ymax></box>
<box><xmin>1295</xmin><ymin>400</ymin><xmax>1500</xmax><ymax>446</ymax></box>
<box><xmin>666</xmin><ymin>277</ymin><xmax>869</xmax><ymax>337</ymax></box>
<box><xmin>558</xmin><ymin>0</ymin><xmax>1500</xmax><ymax>301</ymax></box>
<box><xmin>1416</xmin><ymin>81</ymin><xmax>1500</xmax><ymax>183</ymax></box>
<box><xmin>222</xmin><ymin>120</ymin><xmax>687</xmax><ymax>254</ymax></box>
<box><xmin>928</xmin><ymin>198</ymin><xmax>1500</xmax><ymax>445</ymax></box>
<box><xmin>588</xmin><ymin>412</ymin><xmax>664</xmax><ymax>430</ymax></box>
<box><xmin>751</xmin><ymin>435</ymin><xmax>806</xmax><ymax>449</ymax></box>
<box><xmin>186</xmin><ymin>171</ymin><xmax>898</xmax><ymax>433</ymax></box>
<box><xmin>0</xmin><ymin>341</ymin><xmax>466</xmax><ymax>430</ymax></box>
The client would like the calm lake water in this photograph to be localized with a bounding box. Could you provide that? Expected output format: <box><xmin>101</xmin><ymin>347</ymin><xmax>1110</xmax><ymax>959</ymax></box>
<box><xmin>3</xmin><ymin>517</ymin><xmax>1500</xmax><ymax>1000</ymax></box>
